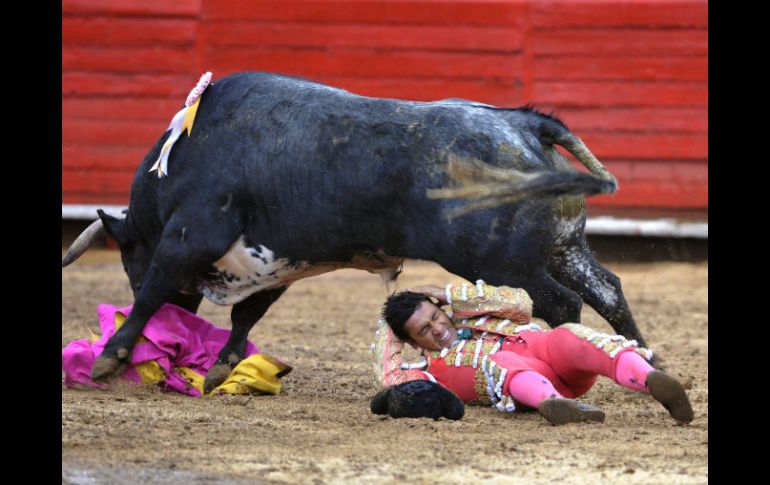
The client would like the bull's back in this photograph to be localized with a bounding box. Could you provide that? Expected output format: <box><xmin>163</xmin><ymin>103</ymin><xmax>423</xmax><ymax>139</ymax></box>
<box><xmin>133</xmin><ymin>72</ymin><xmax>583</xmax><ymax>261</ymax></box>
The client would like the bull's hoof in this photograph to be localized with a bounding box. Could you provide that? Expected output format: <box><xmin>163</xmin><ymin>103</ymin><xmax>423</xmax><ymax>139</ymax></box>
<box><xmin>649</xmin><ymin>353</ymin><xmax>666</xmax><ymax>371</ymax></box>
<box><xmin>91</xmin><ymin>355</ymin><xmax>125</xmax><ymax>382</ymax></box>
<box><xmin>203</xmin><ymin>363</ymin><xmax>232</xmax><ymax>395</ymax></box>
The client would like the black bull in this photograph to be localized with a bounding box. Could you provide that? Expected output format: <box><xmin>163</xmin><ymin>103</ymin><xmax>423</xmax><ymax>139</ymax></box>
<box><xmin>63</xmin><ymin>72</ymin><xmax>649</xmax><ymax>396</ymax></box>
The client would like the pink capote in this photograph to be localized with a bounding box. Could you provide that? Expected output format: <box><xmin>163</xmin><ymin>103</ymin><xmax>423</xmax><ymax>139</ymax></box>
<box><xmin>62</xmin><ymin>303</ymin><xmax>259</xmax><ymax>396</ymax></box>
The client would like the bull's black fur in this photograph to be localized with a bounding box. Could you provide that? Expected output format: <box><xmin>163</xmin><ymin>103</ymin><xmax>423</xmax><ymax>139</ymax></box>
<box><xmin>515</xmin><ymin>104</ymin><xmax>569</xmax><ymax>130</ymax></box>
<box><xmin>75</xmin><ymin>72</ymin><xmax>648</xmax><ymax>406</ymax></box>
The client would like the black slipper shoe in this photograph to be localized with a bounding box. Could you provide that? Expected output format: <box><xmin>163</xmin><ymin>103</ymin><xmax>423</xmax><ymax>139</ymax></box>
<box><xmin>537</xmin><ymin>398</ymin><xmax>606</xmax><ymax>426</ymax></box>
<box><xmin>646</xmin><ymin>370</ymin><xmax>694</xmax><ymax>424</ymax></box>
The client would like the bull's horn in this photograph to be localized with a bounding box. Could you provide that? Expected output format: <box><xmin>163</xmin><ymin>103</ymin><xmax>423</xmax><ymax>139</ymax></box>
<box><xmin>61</xmin><ymin>218</ymin><xmax>106</xmax><ymax>267</ymax></box>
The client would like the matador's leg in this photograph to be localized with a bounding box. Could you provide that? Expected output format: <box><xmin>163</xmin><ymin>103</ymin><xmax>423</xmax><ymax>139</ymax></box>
<box><xmin>489</xmin><ymin>352</ymin><xmax>606</xmax><ymax>426</ymax></box>
<box><xmin>514</xmin><ymin>325</ymin><xmax>693</xmax><ymax>423</ymax></box>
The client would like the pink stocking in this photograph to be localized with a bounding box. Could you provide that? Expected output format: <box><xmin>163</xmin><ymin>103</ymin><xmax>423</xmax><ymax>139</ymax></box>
<box><xmin>614</xmin><ymin>350</ymin><xmax>655</xmax><ymax>393</ymax></box>
<box><xmin>536</xmin><ymin>327</ymin><xmax>654</xmax><ymax>396</ymax></box>
<box><xmin>507</xmin><ymin>370</ymin><xmax>563</xmax><ymax>408</ymax></box>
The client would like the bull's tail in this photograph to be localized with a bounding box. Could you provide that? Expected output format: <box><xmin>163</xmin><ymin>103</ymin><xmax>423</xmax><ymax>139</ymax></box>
<box><xmin>539</xmin><ymin>118</ymin><xmax>618</xmax><ymax>192</ymax></box>
<box><xmin>427</xmin><ymin>154</ymin><xmax>615</xmax><ymax>219</ymax></box>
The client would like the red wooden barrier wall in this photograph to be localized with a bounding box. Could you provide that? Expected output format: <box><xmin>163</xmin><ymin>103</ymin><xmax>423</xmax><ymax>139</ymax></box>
<box><xmin>62</xmin><ymin>0</ymin><xmax>708</xmax><ymax>218</ymax></box>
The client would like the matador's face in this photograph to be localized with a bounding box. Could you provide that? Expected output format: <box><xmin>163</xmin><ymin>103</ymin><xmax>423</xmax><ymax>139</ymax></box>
<box><xmin>403</xmin><ymin>301</ymin><xmax>457</xmax><ymax>351</ymax></box>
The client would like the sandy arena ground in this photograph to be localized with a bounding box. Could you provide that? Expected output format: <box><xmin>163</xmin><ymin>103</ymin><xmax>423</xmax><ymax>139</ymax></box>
<box><xmin>62</xmin><ymin>250</ymin><xmax>707</xmax><ymax>484</ymax></box>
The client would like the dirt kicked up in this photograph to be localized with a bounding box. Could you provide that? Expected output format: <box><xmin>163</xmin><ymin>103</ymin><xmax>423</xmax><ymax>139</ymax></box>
<box><xmin>62</xmin><ymin>250</ymin><xmax>707</xmax><ymax>484</ymax></box>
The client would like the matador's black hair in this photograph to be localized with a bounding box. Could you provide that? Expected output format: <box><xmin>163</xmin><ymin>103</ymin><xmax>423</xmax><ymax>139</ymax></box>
<box><xmin>381</xmin><ymin>292</ymin><xmax>431</xmax><ymax>342</ymax></box>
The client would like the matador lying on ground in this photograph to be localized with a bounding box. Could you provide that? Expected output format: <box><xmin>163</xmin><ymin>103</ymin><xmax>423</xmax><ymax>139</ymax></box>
<box><xmin>371</xmin><ymin>281</ymin><xmax>693</xmax><ymax>425</ymax></box>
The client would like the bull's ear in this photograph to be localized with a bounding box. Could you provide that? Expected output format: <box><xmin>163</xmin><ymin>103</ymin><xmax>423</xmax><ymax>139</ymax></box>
<box><xmin>97</xmin><ymin>209</ymin><xmax>129</xmax><ymax>246</ymax></box>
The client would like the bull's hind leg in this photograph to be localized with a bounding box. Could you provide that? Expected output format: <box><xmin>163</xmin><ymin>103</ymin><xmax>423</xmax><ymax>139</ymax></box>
<box><xmin>551</xmin><ymin>242</ymin><xmax>649</xmax><ymax>348</ymax></box>
<box><xmin>203</xmin><ymin>287</ymin><xmax>288</xmax><ymax>394</ymax></box>
<box><xmin>520</xmin><ymin>272</ymin><xmax>584</xmax><ymax>326</ymax></box>
<box><xmin>435</xmin><ymin>254</ymin><xmax>584</xmax><ymax>326</ymax></box>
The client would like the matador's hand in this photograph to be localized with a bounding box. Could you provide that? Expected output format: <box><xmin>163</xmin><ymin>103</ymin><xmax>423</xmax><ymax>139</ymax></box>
<box><xmin>370</xmin><ymin>380</ymin><xmax>464</xmax><ymax>420</ymax></box>
<box><xmin>406</xmin><ymin>285</ymin><xmax>448</xmax><ymax>305</ymax></box>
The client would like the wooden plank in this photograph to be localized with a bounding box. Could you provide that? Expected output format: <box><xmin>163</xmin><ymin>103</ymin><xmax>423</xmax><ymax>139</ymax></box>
<box><xmin>62</xmin><ymin>192</ymin><xmax>130</xmax><ymax>205</ymax></box>
<box><xmin>313</xmin><ymin>76</ymin><xmax>525</xmax><ymax>105</ymax></box>
<box><xmin>62</xmin><ymin>0</ymin><xmax>201</xmax><ymax>17</ymax></box>
<box><xmin>549</xmin><ymin>107</ymin><xmax>708</xmax><ymax>134</ymax></box>
<box><xmin>62</xmin><ymin>98</ymin><xmax>183</xmax><ymax>121</ymax></box>
<box><xmin>62</xmin><ymin>168</ymin><xmax>136</xmax><ymax>194</ymax></box>
<box><xmin>63</xmin><ymin>46</ymin><xmax>196</xmax><ymax>74</ymax></box>
<box><xmin>63</xmin><ymin>145</ymin><xmax>152</xmax><ymax>171</ymax></box>
<box><xmin>532</xmin><ymin>81</ymin><xmax>707</xmax><ymax>108</ymax></box>
<box><xmin>202</xmin><ymin>0</ymin><xmax>528</xmax><ymax>26</ymax></box>
<box><xmin>63</xmin><ymin>120</ymin><xmax>165</xmax><ymax>146</ymax></box>
<box><xmin>587</xmin><ymin>182</ymin><xmax>707</xmax><ymax>209</ymax></box>
<box><xmin>629</xmin><ymin>160</ymin><xmax>708</xmax><ymax>183</ymax></box>
<box><xmin>532</xmin><ymin>1</ymin><xmax>708</xmax><ymax>29</ymax></box>
<box><xmin>532</xmin><ymin>29</ymin><xmax>708</xmax><ymax>57</ymax></box>
<box><xmin>204</xmin><ymin>47</ymin><xmax>523</xmax><ymax>80</ymax></box>
<box><xmin>580</xmin><ymin>132</ymin><xmax>707</xmax><ymax>160</ymax></box>
<box><xmin>533</xmin><ymin>57</ymin><xmax>707</xmax><ymax>82</ymax></box>
<box><xmin>63</xmin><ymin>73</ymin><xmax>192</xmax><ymax>97</ymax></box>
<box><xmin>579</xmin><ymin>159</ymin><xmax>707</xmax><ymax>183</ymax></box>
<box><xmin>200</xmin><ymin>22</ymin><xmax>524</xmax><ymax>52</ymax></box>
<box><xmin>63</xmin><ymin>18</ymin><xmax>196</xmax><ymax>46</ymax></box>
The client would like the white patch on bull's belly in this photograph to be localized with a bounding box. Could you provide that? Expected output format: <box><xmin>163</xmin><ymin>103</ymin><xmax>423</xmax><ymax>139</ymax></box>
<box><xmin>198</xmin><ymin>236</ymin><xmax>403</xmax><ymax>306</ymax></box>
<box><xmin>198</xmin><ymin>237</ymin><xmax>312</xmax><ymax>305</ymax></box>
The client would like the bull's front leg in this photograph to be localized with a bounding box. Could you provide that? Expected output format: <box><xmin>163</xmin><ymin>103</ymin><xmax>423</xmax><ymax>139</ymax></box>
<box><xmin>203</xmin><ymin>286</ymin><xmax>288</xmax><ymax>394</ymax></box>
<box><xmin>92</xmin><ymin>218</ymin><xmax>240</xmax><ymax>382</ymax></box>
<box><xmin>525</xmin><ymin>272</ymin><xmax>584</xmax><ymax>325</ymax></box>
<box><xmin>166</xmin><ymin>292</ymin><xmax>204</xmax><ymax>315</ymax></box>
<box><xmin>92</xmin><ymin>291</ymin><xmax>204</xmax><ymax>380</ymax></box>
<box><xmin>481</xmin><ymin>269</ymin><xmax>585</xmax><ymax>326</ymax></box>
<box><xmin>91</xmin><ymin>262</ymin><xmax>179</xmax><ymax>381</ymax></box>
